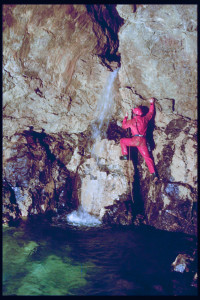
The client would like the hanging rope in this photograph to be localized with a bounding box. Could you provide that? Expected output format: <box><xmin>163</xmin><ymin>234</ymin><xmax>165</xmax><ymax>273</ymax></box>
<box><xmin>122</xmin><ymin>64</ymin><xmax>135</xmax><ymax>204</ymax></box>
<box><xmin>128</xmin><ymin>144</ymin><xmax>134</xmax><ymax>203</ymax></box>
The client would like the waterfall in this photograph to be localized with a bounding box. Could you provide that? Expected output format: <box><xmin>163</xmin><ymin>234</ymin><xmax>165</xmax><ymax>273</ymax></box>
<box><xmin>67</xmin><ymin>68</ymin><xmax>119</xmax><ymax>227</ymax></box>
<box><xmin>91</xmin><ymin>68</ymin><xmax>119</xmax><ymax>159</ymax></box>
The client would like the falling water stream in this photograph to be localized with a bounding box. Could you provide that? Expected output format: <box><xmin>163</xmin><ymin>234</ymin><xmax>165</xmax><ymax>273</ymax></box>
<box><xmin>91</xmin><ymin>68</ymin><xmax>119</xmax><ymax>143</ymax></box>
<box><xmin>67</xmin><ymin>68</ymin><xmax>119</xmax><ymax>226</ymax></box>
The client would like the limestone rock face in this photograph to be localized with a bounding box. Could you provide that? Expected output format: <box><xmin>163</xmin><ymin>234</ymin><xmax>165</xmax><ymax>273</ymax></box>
<box><xmin>3</xmin><ymin>5</ymin><xmax>197</xmax><ymax>235</ymax></box>
<box><xmin>3</xmin><ymin>4</ymin><xmax>120</xmax><ymax>137</ymax></box>
<box><xmin>117</xmin><ymin>4</ymin><xmax>197</xmax><ymax>119</ymax></box>
<box><xmin>76</xmin><ymin>139</ymin><xmax>134</xmax><ymax>219</ymax></box>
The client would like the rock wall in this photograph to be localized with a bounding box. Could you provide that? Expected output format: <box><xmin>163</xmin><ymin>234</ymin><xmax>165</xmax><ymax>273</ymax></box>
<box><xmin>116</xmin><ymin>4</ymin><xmax>197</xmax><ymax>235</ymax></box>
<box><xmin>3</xmin><ymin>5</ymin><xmax>197</xmax><ymax>235</ymax></box>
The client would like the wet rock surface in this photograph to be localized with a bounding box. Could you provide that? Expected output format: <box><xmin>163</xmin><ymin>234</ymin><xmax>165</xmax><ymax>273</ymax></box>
<box><xmin>171</xmin><ymin>253</ymin><xmax>195</xmax><ymax>273</ymax></box>
<box><xmin>3</xmin><ymin>129</ymin><xmax>79</xmax><ymax>222</ymax></box>
<box><xmin>136</xmin><ymin>114</ymin><xmax>197</xmax><ymax>235</ymax></box>
<box><xmin>102</xmin><ymin>199</ymin><xmax>134</xmax><ymax>226</ymax></box>
<box><xmin>170</xmin><ymin>247</ymin><xmax>198</xmax><ymax>291</ymax></box>
<box><xmin>3</xmin><ymin>4</ymin><xmax>197</xmax><ymax>237</ymax></box>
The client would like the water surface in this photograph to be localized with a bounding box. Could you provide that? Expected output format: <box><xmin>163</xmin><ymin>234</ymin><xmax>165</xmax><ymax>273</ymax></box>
<box><xmin>3</xmin><ymin>215</ymin><xmax>197</xmax><ymax>296</ymax></box>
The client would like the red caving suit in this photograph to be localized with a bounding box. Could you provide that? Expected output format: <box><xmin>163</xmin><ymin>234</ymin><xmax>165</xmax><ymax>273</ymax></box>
<box><xmin>120</xmin><ymin>102</ymin><xmax>155</xmax><ymax>174</ymax></box>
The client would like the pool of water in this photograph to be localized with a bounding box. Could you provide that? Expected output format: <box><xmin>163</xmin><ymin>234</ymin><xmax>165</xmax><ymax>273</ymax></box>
<box><xmin>3</xmin><ymin>215</ymin><xmax>197</xmax><ymax>296</ymax></box>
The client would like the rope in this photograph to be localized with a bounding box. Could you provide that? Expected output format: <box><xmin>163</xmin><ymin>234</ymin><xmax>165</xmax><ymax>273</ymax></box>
<box><xmin>122</xmin><ymin>64</ymin><xmax>135</xmax><ymax>204</ymax></box>
<box><xmin>128</xmin><ymin>144</ymin><xmax>134</xmax><ymax>203</ymax></box>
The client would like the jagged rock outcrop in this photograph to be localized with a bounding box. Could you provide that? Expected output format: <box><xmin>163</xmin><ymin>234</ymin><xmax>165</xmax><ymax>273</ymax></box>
<box><xmin>137</xmin><ymin>113</ymin><xmax>197</xmax><ymax>235</ymax></box>
<box><xmin>3</xmin><ymin>4</ymin><xmax>197</xmax><ymax>235</ymax></box>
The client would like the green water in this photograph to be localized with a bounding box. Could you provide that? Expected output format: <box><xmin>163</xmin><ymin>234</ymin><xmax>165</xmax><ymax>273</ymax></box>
<box><xmin>3</xmin><ymin>216</ymin><xmax>197</xmax><ymax>296</ymax></box>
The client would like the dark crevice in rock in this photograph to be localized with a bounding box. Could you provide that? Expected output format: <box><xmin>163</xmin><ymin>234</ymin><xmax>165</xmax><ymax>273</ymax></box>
<box><xmin>102</xmin><ymin>198</ymin><xmax>134</xmax><ymax>226</ymax></box>
<box><xmin>106</xmin><ymin>119</ymin><xmax>130</xmax><ymax>143</ymax></box>
<box><xmin>86</xmin><ymin>4</ymin><xmax>123</xmax><ymax>66</ymax></box>
<box><xmin>156</xmin><ymin>142</ymin><xmax>175</xmax><ymax>180</ymax></box>
<box><xmin>2</xmin><ymin>179</ymin><xmax>21</xmax><ymax>224</ymax></box>
<box><xmin>129</xmin><ymin>147</ymin><xmax>144</xmax><ymax>217</ymax></box>
<box><xmin>34</xmin><ymin>87</ymin><xmax>44</xmax><ymax>97</ymax></box>
<box><xmin>3</xmin><ymin>179</ymin><xmax>17</xmax><ymax>205</ymax></box>
<box><xmin>22</xmin><ymin>128</ymin><xmax>56</xmax><ymax>163</ymax></box>
<box><xmin>125</xmin><ymin>86</ymin><xmax>146</xmax><ymax>100</ymax></box>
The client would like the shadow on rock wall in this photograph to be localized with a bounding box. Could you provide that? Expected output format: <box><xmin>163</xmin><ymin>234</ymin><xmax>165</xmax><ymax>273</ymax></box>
<box><xmin>3</xmin><ymin>129</ymin><xmax>79</xmax><ymax>224</ymax></box>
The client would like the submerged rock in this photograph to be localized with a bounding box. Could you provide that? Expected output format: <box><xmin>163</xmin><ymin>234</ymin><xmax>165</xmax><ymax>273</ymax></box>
<box><xmin>191</xmin><ymin>272</ymin><xmax>198</xmax><ymax>288</ymax></box>
<box><xmin>171</xmin><ymin>254</ymin><xmax>194</xmax><ymax>273</ymax></box>
<box><xmin>23</xmin><ymin>241</ymin><xmax>39</xmax><ymax>257</ymax></box>
<box><xmin>171</xmin><ymin>247</ymin><xmax>197</xmax><ymax>289</ymax></box>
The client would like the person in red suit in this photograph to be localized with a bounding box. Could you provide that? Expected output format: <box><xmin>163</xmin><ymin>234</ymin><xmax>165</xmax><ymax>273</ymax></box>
<box><xmin>120</xmin><ymin>97</ymin><xmax>158</xmax><ymax>182</ymax></box>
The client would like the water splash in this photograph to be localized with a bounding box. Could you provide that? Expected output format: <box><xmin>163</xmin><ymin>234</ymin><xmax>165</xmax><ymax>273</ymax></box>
<box><xmin>66</xmin><ymin>206</ymin><xmax>101</xmax><ymax>227</ymax></box>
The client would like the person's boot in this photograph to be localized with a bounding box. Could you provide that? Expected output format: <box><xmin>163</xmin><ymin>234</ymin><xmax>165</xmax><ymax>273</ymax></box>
<box><xmin>120</xmin><ymin>155</ymin><xmax>129</xmax><ymax>160</ymax></box>
<box><xmin>152</xmin><ymin>172</ymin><xmax>158</xmax><ymax>183</ymax></box>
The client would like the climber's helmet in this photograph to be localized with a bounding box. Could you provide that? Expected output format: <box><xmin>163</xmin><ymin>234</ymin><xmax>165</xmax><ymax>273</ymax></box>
<box><xmin>132</xmin><ymin>107</ymin><xmax>143</xmax><ymax>116</ymax></box>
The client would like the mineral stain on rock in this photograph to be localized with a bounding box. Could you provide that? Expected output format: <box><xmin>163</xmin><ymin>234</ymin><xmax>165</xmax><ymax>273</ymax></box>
<box><xmin>165</xmin><ymin>118</ymin><xmax>188</xmax><ymax>139</ymax></box>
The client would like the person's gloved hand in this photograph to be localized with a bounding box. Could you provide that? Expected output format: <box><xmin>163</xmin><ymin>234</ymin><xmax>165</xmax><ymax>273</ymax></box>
<box><xmin>149</xmin><ymin>97</ymin><xmax>155</xmax><ymax>103</ymax></box>
<box><xmin>125</xmin><ymin>112</ymin><xmax>128</xmax><ymax>118</ymax></box>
